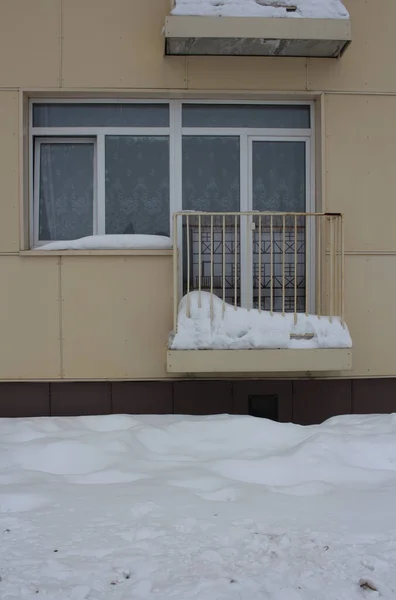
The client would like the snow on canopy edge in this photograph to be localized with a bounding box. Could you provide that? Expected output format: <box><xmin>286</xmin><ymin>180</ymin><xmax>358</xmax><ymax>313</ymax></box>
<box><xmin>171</xmin><ymin>0</ymin><xmax>349</xmax><ymax>20</ymax></box>
<box><xmin>36</xmin><ymin>234</ymin><xmax>173</xmax><ymax>251</ymax></box>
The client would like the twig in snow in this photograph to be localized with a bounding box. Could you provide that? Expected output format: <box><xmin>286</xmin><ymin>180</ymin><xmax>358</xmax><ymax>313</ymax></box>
<box><xmin>360</xmin><ymin>578</ymin><xmax>378</xmax><ymax>592</ymax></box>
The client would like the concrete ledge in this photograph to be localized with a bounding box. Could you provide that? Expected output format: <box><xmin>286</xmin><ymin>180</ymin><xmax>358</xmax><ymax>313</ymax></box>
<box><xmin>165</xmin><ymin>16</ymin><xmax>351</xmax><ymax>57</ymax></box>
<box><xmin>167</xmin><ymin>348</ymin><xmax>352</xmax><ymax>374</ymax></box>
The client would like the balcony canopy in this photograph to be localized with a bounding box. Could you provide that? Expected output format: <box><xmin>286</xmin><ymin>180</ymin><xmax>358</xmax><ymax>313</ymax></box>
<box><xmin>165</xmin><ymin>0</ymin><xmax>351</xmax><ymax>58</ymax></box>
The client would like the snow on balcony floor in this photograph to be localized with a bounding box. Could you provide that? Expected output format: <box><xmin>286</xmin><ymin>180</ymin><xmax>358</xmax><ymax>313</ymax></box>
<box><xmin>171</xmin><ymin>291</ymin><xmax>352</xmax><ymax>350</ymax></box>
<box><xmin>171</xmin><ymin>0</ymin><xmax>349</xmax><ymax>19</ymax></box>
<box><xmin>1</xmin><ymin>413</ymin><xmax>396</xmax><ymax>598</ymax></box>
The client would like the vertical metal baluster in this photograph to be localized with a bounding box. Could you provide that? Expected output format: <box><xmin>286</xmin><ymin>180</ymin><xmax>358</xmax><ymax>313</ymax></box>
<box><xmin>210</xmin><ymin>215</ymin><xmax>214</xmax><ymax>319</ymax></box>
<box><xmin>258</xmin><ymin>215</ymin><xmax>262</xmax><ymax>312</ymax></box>
<box><xmin>246</xmin><ymin>214</ymin><xmax>251</xmax><ymax>311</ymax></box>
<box><xmin>305</xmin><ymin>215</ymin><xmax>309</xmax><ymax>316</ymax></box>
<box><xmin>222</xmin><ymin>215</ymin><xmax>226</xmax><ymax>315</ymax></box>
<box><xmin>234</xmin><ymin>215</ymin><xmax>238</xmax><ymax>310</ymax></box>
<box><xmin>294</xmin><ymin>215</ymin><xmax>298</xmax><ymax>325</ymax></box>
<box><xmin>329</xmin><ymin>216</ymin><xmax>334</xmax><ymax>323</ymax></box>
<box><xmin>341</xmin><ymin>215</ymin><xmax>345</xmax><ymax>328</ymax></box>
<box><xmin>186</xmin><ymin>214</ymin><xmax>190</xmax><ymax>318</ymax></box>
<box><xmin>270</xmin><ymin>215</ymin><xmax>274</xmax><ymax>316</ymax></box>
<box><xmin>335</xmin><ymin>214</ymin><xmax>339</xmax><ymax>317</ymax></box>
<box><xmin>338</xmin><ymin>216</ymin><xmax>342</xmax><ymax>319</ymax></box>
<box><xmin>198</xmin><ymin>214</ymin><xmax>202</xmax><ymax>309</ymax></box>
<box><xmin>317</xmin><ymin>216</ymin><xmax>321</xmax><ymax>319</ymax></box>
<box><xmin>173</xmin><ymin>213</ymin><xmax>178</xmax><ymax>333</ymax></box>
<box><xmin>282</xmin><ymin>214</ymin><xmax>286</xmax><ymax>316</ymax></box>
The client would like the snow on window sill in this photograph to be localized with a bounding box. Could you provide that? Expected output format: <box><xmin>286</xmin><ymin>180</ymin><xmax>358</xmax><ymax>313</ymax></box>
<box><xmin>21</xmin><ymin>234</ymin><xmax>174</xmax><ymax>256</ymax></box>
<box><xmin>20</xmin><ymin>249</ymin><xmax>173</xmax><ymax>257</ymax></box>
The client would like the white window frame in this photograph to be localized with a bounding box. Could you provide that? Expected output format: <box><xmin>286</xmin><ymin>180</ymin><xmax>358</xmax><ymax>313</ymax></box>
<box><xmin>30</xmin><ymin>98</ymin><xmax>315</xmax><ymax>249</ymax></box>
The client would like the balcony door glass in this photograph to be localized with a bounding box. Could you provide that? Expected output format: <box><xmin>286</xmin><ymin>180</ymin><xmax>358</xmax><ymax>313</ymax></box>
<box><xmin>182</xmin><ymin>136</ymin><xmax>241</xmax><ymax>303</ymax></box>
<box><xmin>180</xmin><ymin>131</ymin><xmax>310</xmax><ymax>312</ymax></box>
<box><xmin>250</xmin><ymin>139</ymin><xmax>308</xmax><ymax>311</ymax></box>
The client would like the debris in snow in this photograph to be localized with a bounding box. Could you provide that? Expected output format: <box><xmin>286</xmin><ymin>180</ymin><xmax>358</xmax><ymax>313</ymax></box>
<box><xmin>360</xmin><ymin>578</ymin><xmax>378</xmax><ymax>592</ymax></box>
<box><xmin>171</xmin><ymin>291</ymin><xmax>352</xmax><ymax>349</ymax></box>
<box><xmin>171</xmin><ymin>0</ymin><xmax>349</xmax><ymax>19</ymax></box>
<box><xmin>35</xmin><ymin>234</ymin><xmax>172</xmax><ymax>251</ymax></box>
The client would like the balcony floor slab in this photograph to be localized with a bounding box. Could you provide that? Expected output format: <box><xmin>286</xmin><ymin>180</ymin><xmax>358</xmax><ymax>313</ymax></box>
<box><xmin>167</xmin><ymin>348</ymin><xmax>352</xmax><ymax>374</ymax></box>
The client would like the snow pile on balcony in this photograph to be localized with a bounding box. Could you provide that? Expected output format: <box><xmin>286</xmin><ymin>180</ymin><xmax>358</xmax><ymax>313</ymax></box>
<box><xmin>36</xmin><ymin>234</ymin><xmax>172</xmax><ymax>251</ymax></box>
<box><xmin>171</xmin><ymin>291</ymin><xmax>352</xmax><ymax>349</ymax></box>
<box><xmin>1</xmin><ymin>413</ymin><xmax>396</xmax><ymax>598</ymax></box>
<box><xmin>172</xmin><ymin>0</ymin><xmax>349</xmax><ymax>19</ymax></box>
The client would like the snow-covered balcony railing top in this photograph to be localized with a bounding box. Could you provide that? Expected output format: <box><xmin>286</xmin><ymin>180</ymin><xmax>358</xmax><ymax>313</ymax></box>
<box><xmin>165</xmin><ymin>0</ymin><xmax>351</xmax><ymax>58</ymax></box>
<box><xmin>170</xmin><ymin>211</ymin><xmax>352</xmax><ymax>355</ymax></box>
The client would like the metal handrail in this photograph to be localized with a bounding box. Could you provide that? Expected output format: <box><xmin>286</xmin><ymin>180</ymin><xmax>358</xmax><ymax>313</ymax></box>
<box><xmin>172</xmin><ymin>211</ymin><xmax>344</xmax><ymax>333</ymax></box>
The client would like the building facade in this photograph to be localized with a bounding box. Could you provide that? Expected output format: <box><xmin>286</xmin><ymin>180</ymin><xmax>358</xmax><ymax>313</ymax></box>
<box><xmin>0</xmin><ymin>0</ymin><xmax>395</xmax><ymax>423</ymax></box>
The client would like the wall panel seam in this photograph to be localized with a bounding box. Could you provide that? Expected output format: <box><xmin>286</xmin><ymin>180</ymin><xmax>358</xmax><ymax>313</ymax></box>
<box><xmin>59</xmin><ymin>0</ymin><xmax>63</xmax><ymax>88</ymax></box>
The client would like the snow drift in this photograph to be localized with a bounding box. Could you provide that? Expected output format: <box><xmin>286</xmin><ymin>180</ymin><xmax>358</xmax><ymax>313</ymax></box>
<box><xmin>171</xmin><ymin>291</ymin><xmax>352</xmax><ymax>350</ymax></box>
<box><xmin>1</xmin><ymin>413</ymin><xmax>396</xmax><ymax>599</ymax></box>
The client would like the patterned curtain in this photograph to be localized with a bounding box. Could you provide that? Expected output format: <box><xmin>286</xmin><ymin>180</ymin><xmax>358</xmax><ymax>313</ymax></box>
<box><xmin>182</xmin><ymin>136</ymin><xmax>240</xmax><ymax>212</ymax></box>
<box><xmin>252</xmin><ymin>141</ymin><xmax>306</xmax><ymax>212</ymax></box>
<box><xmin>39</xmin><ymin>143</ymin><xmax>94</xmax><ymax>241</ymax></box>
<box><xmin>105</xmin><ymin>136</ymin><xmax>170</xmax><ymax>236</ymax></box>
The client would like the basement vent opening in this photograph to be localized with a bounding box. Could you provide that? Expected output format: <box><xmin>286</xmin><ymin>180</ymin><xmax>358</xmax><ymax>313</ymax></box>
<box><xmin>249</xmin><ymin>395</ymin><xmax>279</xmax><ymax>421</ymax></box>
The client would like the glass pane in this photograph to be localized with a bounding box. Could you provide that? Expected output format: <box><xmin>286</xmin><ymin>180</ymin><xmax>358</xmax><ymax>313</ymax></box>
<box><xmin>38</xmin><ymin>143</ymin><xmax>94</xmax><ymax>241</ymax></box>
<box><xmin>252</xmin><ymin>141</ymin><xmax>306</xmax><ymax>212</ymax></box>
<box><xmin>105</xmin><ymin>136</ymin><xmax>170</xmax><ymax>236</ymax></box>
<box><xmin>33</xmin><ymin>103</ymin><xmax>169</xmax><ymax>128</ymax></box>
<box><xmin>182</xmin><ymin>136</ymin><xmax>241</xmax><ymax>303</ymax></box>
<box><xmin>182</xmin><ymin>136</ymin><xmax>240</xmax><ymax>211</ymax></box>
<box><xmin>252</xmin><ymin>142</ymin><xmax>307</xmax><ymax>312</ymax></box>
<box><xmin>182</xmin><ymin>104</ymin><xmax>310</xmax><ymax>129</ymax></box>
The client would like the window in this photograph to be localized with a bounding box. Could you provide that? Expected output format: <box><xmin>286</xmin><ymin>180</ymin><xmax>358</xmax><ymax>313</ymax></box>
<box><xmin>32</xmin><ymin>102</ymin><xmax>171</xmax><ymax>246</ymax></box>
<box><xmin>31</xmin><ymin>101</ymin><xmax>313</xmax><ymax>247</ymax></box>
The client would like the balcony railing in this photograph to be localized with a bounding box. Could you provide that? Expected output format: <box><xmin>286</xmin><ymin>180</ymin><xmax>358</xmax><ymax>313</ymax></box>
<box><xmin>172</xmin><ymin>211</ymin><xmax>345</xmax><ymax>333</ymax></box>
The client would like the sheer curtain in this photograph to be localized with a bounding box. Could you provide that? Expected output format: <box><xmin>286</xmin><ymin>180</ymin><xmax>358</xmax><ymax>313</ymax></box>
<box><xmin>105</xmin><ymin>136</ymin><xmax>170</xmax><ymax>236</ymax></box>
<box><xmin>38</xmin><ymin>142</ymin><xmax>94</xmax><ymax>241</ymax></box>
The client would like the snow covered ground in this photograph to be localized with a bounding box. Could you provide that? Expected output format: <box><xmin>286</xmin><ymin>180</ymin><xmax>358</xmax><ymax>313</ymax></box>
<box><xmin>172</xmin><ymin>0</ymin><xmax>349</xmax><ymax>20</ymax></box>
<box><xmin>1</xmin><ymin>413</ymin><xmax>396</xmax><ymax>599</ymax></box>
<box><xmin>171</xmin><ymin>291</ymin><xmax>352</xmax><ymax>349</ymax></box>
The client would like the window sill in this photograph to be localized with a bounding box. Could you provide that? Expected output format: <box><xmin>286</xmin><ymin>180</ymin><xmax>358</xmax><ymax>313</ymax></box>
<box><xmin>20</xmin><ymin>249</ymin><xmax>174</xmax><ymax>257</ymax></box>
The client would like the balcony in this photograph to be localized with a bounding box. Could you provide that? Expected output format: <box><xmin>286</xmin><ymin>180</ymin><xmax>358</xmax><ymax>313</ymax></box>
<box><xmin>167</xmin><ymin>212</ymin><xmax>352</xmax><ymax>374</ymax></box>
<box><xmin>165</xmin><ymin>1</ymin><xmax>351</xmax><ymax>58</ymax></box>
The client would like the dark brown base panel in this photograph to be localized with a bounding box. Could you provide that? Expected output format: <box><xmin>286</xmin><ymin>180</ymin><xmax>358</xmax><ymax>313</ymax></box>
<box><xmin>1</xmin><ymin>379</ymin><xmax>396</xmax><ymax>424</ymax></box>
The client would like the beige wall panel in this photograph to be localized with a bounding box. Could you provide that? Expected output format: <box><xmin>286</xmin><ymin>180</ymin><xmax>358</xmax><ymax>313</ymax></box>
<box><xmin>62</xmin><ymin>0</ymin><xmax>185</xmax><ymax>89</ymax></box>
<box><xmin>0</xmin><ymin>257</ymin><xmax>61</xmax><ymax>379</ymax></box>
<box><xmin>187</xmin><ymin>56</ymin><xmax>307</xmax><ymax>90</ymax></box>
<box><xmin>325</xmin><ymin>94</ymin><xmax>396</xmax><ymax>252</ymax></box>
<box><xmin>0</xmin><ymin>92</ymin><xmax>19</xmax><ymax>252</ymax></box>
<box><xmin>344</xmin><ymin>255</ymin><xmax>396</xmax><ymax>378</ymax></box>
<box><xmin>61</xmin><ymin>256</ymin><xmax>173</xmax><ymax>379</ymax></box>
<box><xmin>0</xmin><ymin>0</ymin><xmax>60</xmax><ymax>88</ymax></box>
<box><xmin>308</xmin><ymin>0</ymin><xmax>396</xmax><ymax>93</ymax></box>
